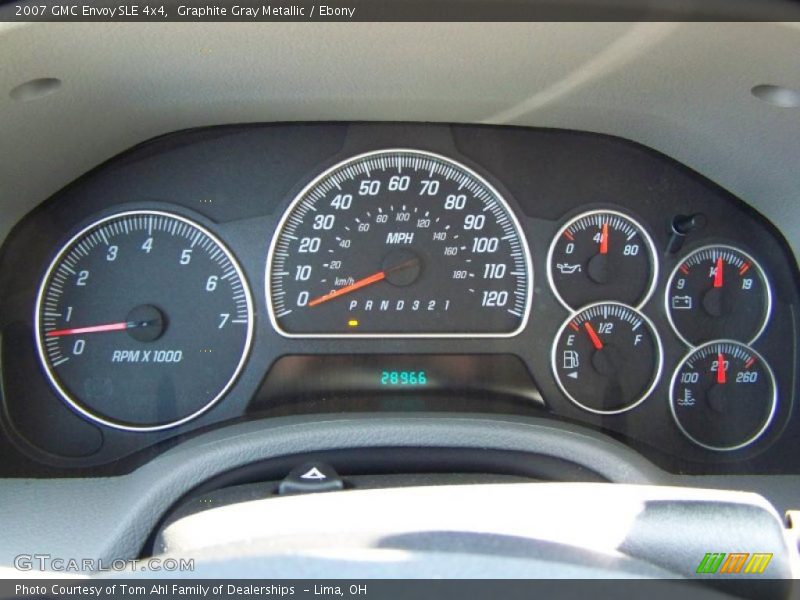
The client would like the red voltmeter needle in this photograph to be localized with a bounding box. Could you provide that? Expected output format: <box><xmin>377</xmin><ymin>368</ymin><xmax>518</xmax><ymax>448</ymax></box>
<box><xmin>46</xmin><ymin>321</ymin><xmax>131</xmax><ymax>337</ymax></box>
<box><xmin>308</xmin><ymin>271</ymin><xmax>387</xmax><ymax>307</ymax></box>
<box><xmin>713</xmin><ymin>256</ymin><xmax>724</xmax><ymax>288</ymax></box>
<box><xmin>716</xmin><ymin>352</ymin><xmax>727</xmax><ymax>384</ymax></box>
<box><xmin>599</xmin><ymin>222</ymin><xmax>609</xmax><ymax>255</ymax></box>
<box><xmin>584</xmin><ymin>322</ymin><xmax>604</xmax><ymax>350</ymax></box>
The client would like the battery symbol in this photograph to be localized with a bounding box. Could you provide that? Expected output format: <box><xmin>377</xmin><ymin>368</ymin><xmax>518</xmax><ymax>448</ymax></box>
<box><xmin>672</xmin><ymin>296</ymin><xmax>693</xmax><ymax>310</ymax></box>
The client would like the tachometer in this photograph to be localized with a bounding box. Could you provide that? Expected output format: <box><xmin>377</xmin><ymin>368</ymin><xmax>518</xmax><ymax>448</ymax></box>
<box><xmin>267</xmin><ymin>149</ymin><xmax>533</xmax><ymax>337</ymax></box>
<box><xmin>35</xmin><ymin>210</ymin><xmax>253</xmax><ymax>431</ymax></box>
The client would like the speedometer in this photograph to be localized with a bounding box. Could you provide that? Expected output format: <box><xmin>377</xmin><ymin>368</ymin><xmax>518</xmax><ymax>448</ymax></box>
<box><xmin>267</xmin><ymin>149</ymin><xmax>532</xmax><ymax>337</ymax></box>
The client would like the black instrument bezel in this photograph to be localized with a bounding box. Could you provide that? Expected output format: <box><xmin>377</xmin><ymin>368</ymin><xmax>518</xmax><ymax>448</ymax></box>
<box><xmin>0</xmin><ymin>122</ymin><xmax>797</xmax><ymax>477</ymax></box>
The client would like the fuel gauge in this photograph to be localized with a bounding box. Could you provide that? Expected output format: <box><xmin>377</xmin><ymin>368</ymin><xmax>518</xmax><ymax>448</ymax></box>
<box><xmin>552</xmin><ymin>302</ymin><xmax>662</xmax><ymax>414</ymax></box>
<box><xmin>666</xmin><ymin>245</ymin><xmax>771</xmax><ymax>346</ymax></box>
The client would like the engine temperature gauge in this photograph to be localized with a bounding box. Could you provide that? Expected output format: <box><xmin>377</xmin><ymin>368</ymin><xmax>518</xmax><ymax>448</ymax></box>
<box><xmin>666</xmin><ymin>245</ymin><xmax>771</xmax><ymax>346</ymax></box>
<box><xmin>670</xmin><ymin>341</ymin><xmax>776</xmax><ymax>451</ymax></box>
<box><xmin>552</xmin><ymin>302</ymin><xmax>662</xmax><ymax>414</ymax></box>
<box><xmin>547</xmin><ymin>210</ymin><xmax>658</xmax><ymax>310</ymax></box>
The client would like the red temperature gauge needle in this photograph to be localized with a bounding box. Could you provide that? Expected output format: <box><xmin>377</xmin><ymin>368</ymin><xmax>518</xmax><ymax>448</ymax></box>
<box><xmin>584</xmin><ymin>322</ymin><xmax>604</xmax><ymax>350</ymax></box>
<box><xmin>46</xmin><ymin>321</ymin><xmax>131</xmax><ymax>337</ymax></box>
<box><xmin>308</xmin><ymin>271</ymin><xmax>387</xmax><ymax>307</ymax></box>
<box><xmin>599</xmin><ymin>223</ymin><xmax>609</xmax><ymax>255</ymax></box>
<box><xmin>716</xmin><ymin>352</ymin><xmax>727</xmax><ymax>384</ymax></box>
<box><xmin>713</xmin><ymin>256</ymin><xmax>724</xmax><ymax>288</ymax></box>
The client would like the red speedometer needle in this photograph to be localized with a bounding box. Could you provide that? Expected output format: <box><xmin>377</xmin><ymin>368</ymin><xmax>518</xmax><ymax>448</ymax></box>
<box><xmin>584</xmin><ymin>322</ymin><xmax>604</xmax><ymax>350</ymax></box>
<box><xmin>308</xmin><ymin>271</ymin><xmax>387</xmax><ymax>307</ymax></box>
<box><xmin>713</xmin><ymin>256</ymin><xmax>724</xmax><ymax>288</ymax></box>
<box><xmin>46</xmin><ymin>321</ymin><xmax>131</xmax><ymax>337</ymax></box>
<box><xmin>599</xmin><ymin>222</ymin><xmax>609</xmax><ymax>255</ymax></box>
<box><xmin>716</xmin><ymin>352</ymin><xmax>727</xmax><ymax>384</ymax></box>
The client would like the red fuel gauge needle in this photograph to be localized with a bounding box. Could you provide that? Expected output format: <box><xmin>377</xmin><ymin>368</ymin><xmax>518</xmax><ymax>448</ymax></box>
<box><xmin>584</xmin><ymin>322</ymin><xmax>604</xmax><ymax>350</ymax></box>
<box><xmin>713</xmin><ymin>256</ymin><xmax>724</xmax><ymax>288</ymax></box>
<box><xmin>308</xmin><ymin>271</ymin><xmax>387</xmax><ymax>307</ymax></box>
<box><xmin>716</xmin><ymin>352</ymin><xmax>727</xmax><ymax>384</ymax></box>
<box><xmin>46</xmin><ymin>321</ymin><xmax>131</xmax><ymax>337</ymax></box>
<box><xmin>599</xmin><ymin>223</ymin><xmax>609</xmax><ymax>255</ymax></box>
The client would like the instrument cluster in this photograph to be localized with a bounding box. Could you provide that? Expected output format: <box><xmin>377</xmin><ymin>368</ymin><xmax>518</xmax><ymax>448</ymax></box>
<box><xmin>0</xmin><ymin>123</ymin><xmax>797</xmax><ymax>476</ymax></box>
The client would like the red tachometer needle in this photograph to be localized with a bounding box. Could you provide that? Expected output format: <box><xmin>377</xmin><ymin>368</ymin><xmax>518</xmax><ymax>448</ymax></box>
<box><xmin>716</xmin><ymin>352</ymin><xmax>727</xmax><ymax>384</ymax></box>
<box><xmin>713</xmin><ymin>256</ymin><xmax>724</xmax><ymax>288</ymax></box>
<box><xmin>308</xmin><ymin>271</ymin><xmax>387</xmax><ymax>307</ymax></box>
<box><xmin>599</xmin><ymin>222</ymin><xmax>609</xmax><ymax>255</ymax></box>
<box><xmin>584</xmin><ymin>322</ymin><xmax>604</xmax><ymax>350</ymax></box>
<box><xmin>46</xmin><ymin>321</ymin><xmax>131</xmax><ymax>337</ymax></box>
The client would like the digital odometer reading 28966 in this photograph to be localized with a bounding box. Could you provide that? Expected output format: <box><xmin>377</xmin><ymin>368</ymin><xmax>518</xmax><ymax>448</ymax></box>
<box><xmin>267</xmin><ymin>149</ymin><xmax>533</xmax><ymax>337</ymax></box>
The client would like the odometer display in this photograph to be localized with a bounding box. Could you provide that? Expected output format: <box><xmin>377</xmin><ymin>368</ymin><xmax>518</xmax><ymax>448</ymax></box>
<box><xmin>267</xmin><ymin>149</ymin><xmax>532</xmax><ymax>337</ymax></box>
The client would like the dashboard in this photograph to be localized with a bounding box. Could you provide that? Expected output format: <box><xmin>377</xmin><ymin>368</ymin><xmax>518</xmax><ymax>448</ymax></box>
<box><xmin>1</xmin><ymin>122</ymin><xmax>798</xmax><ymax>477</ymax></box>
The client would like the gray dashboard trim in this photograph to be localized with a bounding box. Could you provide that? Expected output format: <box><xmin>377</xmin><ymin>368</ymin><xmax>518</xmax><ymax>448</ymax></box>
<box><xmin>1</xmin><ymin>23</ymin><xmax>798</xmax><ymax>261</ymax></box>
<box><xmin>0</xmin><ymin>414</ymin><xmax>661</xmax><ymax>567</ymax></box>
<box><xmin>155</xmin><ymin>482</ymin><xmax>791</xmax><ymax>582</ymax></box>
<box><xmin>0</xmin><ymin>414</ymin><xmax>797</xmax><ymax>571</ymax></box>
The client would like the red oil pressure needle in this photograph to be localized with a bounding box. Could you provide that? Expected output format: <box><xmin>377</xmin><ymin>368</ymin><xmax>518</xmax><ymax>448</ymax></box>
<box><xmin>584</xmin><ymin>322</ymin><xmax>604</xmax><ymax>350</ymax></box>
<box><xmin>599</xmin><ymin>222</ymin><xmax>609</xmax><ymax>255</ymax></box>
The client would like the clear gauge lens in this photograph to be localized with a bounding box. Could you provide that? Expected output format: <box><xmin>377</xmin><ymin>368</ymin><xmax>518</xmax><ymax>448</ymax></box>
<box><xmin>666</xmin><ymin>245</ymin><xmax>771</xmax><ymax>346</ymax></box>
<box><xmin>267</xmin><ymin>149</ymin><xmax>533</xmax><ymax>337</ymax></box>
<box><xmin>552</xmin><ymin>302</ymin><xmax>662</xmax><ymax>414</ymax></box>
<box><xmin>35</xmin><ymin>211</ymin><xmax>254</xmax><ymax>431</ymax></box>
<box><xmin>547</xmin><ymin>210</ymin><xmax>658</xmax><ymax>310</ymax></box>
<box><xmin>670</xmin><ymin>341</ymin><xmax>777</xmax><ymax>451</ymax></box>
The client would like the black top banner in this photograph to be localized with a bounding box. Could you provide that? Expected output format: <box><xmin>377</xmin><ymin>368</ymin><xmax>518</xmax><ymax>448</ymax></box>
<box><xmin>2</xmin><ymin>0</ymin><xmax>800</xmax><ymax>22</ymax></box>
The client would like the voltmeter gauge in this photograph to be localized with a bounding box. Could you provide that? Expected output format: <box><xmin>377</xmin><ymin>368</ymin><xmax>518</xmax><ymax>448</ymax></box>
<box><xmin>551</xmin><ymin>302</ymin><xmax>662</xmax><ymax>414</ymax></box>
<box><xmin>547</xmin><ymin>210</ymin><xmax>658</xmax><ymax>310</ymax></box>
<box><xmin>666</xmin><ymin>245</ymin><xmax>771</xmax><ymax>346</ymax></box>
<box><xmin>670</xmin><ymin>341</ymin><xmax>777</xmax><ymax>451</ymax></box>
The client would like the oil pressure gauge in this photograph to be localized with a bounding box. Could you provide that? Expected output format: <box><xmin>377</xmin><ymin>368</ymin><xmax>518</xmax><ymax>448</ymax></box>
<box><xmin>547</xmin><ymin>210</ymin><xmax>658</xmax><ymax>310</ymax></box>
<box><xmin>552</xmin><ymin>302</ymin><xmax>662</xmax><ymax>414</ymax></box>
<box><xmin>666</xmin><ymin>245</ymin><xmax>771</xmax><ymax>346</ymax></box>
<box><xmin>670</xmin><ymin>341</ymin><xmax>776</xmax><ymax>451</ymax></box>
